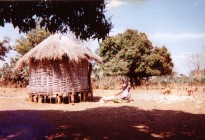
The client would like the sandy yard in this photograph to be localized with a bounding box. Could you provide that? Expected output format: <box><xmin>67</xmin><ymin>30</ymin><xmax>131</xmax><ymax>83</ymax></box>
<box><xmin>0</xmin><ymin>88</ymin><xmax>205</xmax><ymax>140</ymax></box>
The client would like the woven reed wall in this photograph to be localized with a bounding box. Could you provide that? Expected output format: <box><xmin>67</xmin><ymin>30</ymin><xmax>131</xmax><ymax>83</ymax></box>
<box><xmin>29</xmin><ymin>59</ymin><xmax>89</xmax><ymax>94</ymax></box>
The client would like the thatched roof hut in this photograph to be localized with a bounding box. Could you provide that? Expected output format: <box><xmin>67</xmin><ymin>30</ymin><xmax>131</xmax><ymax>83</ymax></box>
<box><xmin>14</xmin><ymin>34</ymin><xmax>101</xmax><ymax>100</ymax></box>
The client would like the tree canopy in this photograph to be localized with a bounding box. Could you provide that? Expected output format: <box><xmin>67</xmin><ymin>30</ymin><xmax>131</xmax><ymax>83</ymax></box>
<box><xmin>0</xmin><ymin>28</ymin><xmax>51</xmax><ymax>87</ymax></box>
<box><xmin>98</xmin><ymin>29</ymin><xmax>174</xmax><ymax>85</ymax></box>
<box><xmin>0</xmin><ymin>1</ymin><xmax>112</xmax><ymax>40</ymax></box>
<box><xmin>0</xmin><ymin>37</ymin><xmax>11</xmax><ymax>61</ymax></box>
<box><xmin>15</xmin><ymin>27</ymin><xmax>51</xmax><ymax>56</ymax></box>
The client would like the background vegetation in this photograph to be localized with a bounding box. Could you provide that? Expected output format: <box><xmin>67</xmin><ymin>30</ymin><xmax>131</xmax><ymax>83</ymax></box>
<box><xmin>98</xmin><ymin>29</ymin><xmax>173</xmax><ymax>86</ymax></box>
<box><xmin>0</xmin><ymin>28</ymin><xmax>205</xmax><ymax>89</ymax></box>
<box><xmin>0</xmin><ymin>28</ymin><xmax>50</xmax><ymax>87</ymax></box>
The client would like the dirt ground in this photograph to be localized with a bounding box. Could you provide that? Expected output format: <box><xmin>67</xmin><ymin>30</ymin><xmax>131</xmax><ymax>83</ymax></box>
<box><xmin>0</xmin><ymin>88</ymin><xmax>205</xmax><ymax>140</ymax></box>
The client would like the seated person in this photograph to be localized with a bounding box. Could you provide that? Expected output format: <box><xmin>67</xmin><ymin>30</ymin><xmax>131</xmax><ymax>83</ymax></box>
<box><xmin>98</xmin><ymin>80</ymin><xmax>132</xmax><ymax>103</ymax></box>
<box><xmin>115</xmin><ymin>80</ymin><xmax>131</xmax><ymax>100</ymax></box>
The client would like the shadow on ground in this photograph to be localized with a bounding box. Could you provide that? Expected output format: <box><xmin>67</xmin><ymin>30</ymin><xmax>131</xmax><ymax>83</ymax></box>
<box><xmin>0</xmin><ymin>106</ymin><xmax>205</xmax><ymax>140</ymax></box>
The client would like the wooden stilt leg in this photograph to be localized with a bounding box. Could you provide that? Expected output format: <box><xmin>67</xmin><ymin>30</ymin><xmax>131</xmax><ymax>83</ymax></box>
<box><xmin>80</xmin><ymin>92</ymin><xmax>84</xmax><ymax>102</ymax></box>
<box><xmin>71</xmin><ymin>92</ymin><xmax>75</xmax><ymax>103</ymax></box>
<box><xmin>67</xmin><ymin>93</ymin><xmax>70</xmax><ymax>104</ymax></box>
<box><xmin>38</xmin><ymin>95</ymin><xmax>41</xmax><ymax>103</ymax></box>
<box><xmin>44</xmin><ymin>95</ymin><xmax>47</xmax><ymax>103</ymax></box>
<box><xmin>30</xmin><ymin>95</ymin><xmax>33</xmax><ymax>102</ymax></box>
<box><xmin>29</xmin><ymin>94</ymin><xmax>32</xmax><ymax>102</ymax></box>
<box><xmin>55</xmin><ymin>94</ymin><xmax>58</xmax><ymax>103</ymax></box>
<box><xmin>83</xmin><ymin>91</ymin><xmax>88</xmax><ymax>101</ymax></box>
<box><xmin>41</xmin><ymin>95</ymin><xmax>43</xmax><ymax>103</ymax></box>
<box><xmin>57</xmin><ymin>95</ymin><xmax>61</xmax><ymax>104</ymax></box>
<box><xmin>38</xmin><ymin>95</ymin><xmax>43</xmax><ymax>103</ymax></box>
<box><xmin>74</xmin><ymin>92</ymin><xmax>77</xmax><ymax>103</ymax></box>
<box><xmin>31</xmin><ymin>95</ymin><xmax>34</xmax><ymax>102</ymax></box>
<box><xmin>83</xmin><ymin>92</ymin><xmax>85</xmax><ymax>102</ymax></box>
<box><xmin>33</xmin><ymin>95</ymin><xmax>38</xmax><ymax>103</ymax></box>
<box><xmin>78</xmin><ymin>92</ymin><xmax>81</xmax><ymax>102</ymax></box>
<box><xmin>76</xmin><ymin>92</ymin><xmax>79</xmax><ymax>103</ymax></box>
<box><xmin>62</xmin><ymin>94</ymin><xmax>64</xmax><ymax>103</ymax></box>
<box><xmin>50</xmin><ymin>95</ymin><xmax>52</xmax><ymax>104</ymax></box>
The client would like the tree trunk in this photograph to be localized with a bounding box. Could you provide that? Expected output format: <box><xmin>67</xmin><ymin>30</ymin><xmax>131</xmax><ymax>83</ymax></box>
<box><xmin>133</xmin><ymin>76</ymin><xmax>142</xmax><ymax>86</ymax></box>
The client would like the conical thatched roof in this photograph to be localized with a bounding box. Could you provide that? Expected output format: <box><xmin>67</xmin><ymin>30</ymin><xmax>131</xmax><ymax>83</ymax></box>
<box><xmin>14</xmin><ymin>34</ymin><xmax>101</xmax><ymax>71</ymax></box>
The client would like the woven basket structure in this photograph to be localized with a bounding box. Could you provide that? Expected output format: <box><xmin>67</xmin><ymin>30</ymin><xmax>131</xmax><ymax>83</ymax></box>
<box><xmin>14</xmin><ymin>34</ymin><xmax>101</xmax><ymax>98</ymax></box>
<box><xmin>29</xmin><ymin>58</ymin><xmax>88</xmax><ymax>95</ymax></box>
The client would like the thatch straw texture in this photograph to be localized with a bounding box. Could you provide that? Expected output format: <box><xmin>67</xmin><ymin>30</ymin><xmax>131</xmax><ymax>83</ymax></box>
<box><xmin>14</xmin><ymin>34</ymin><xmax>101</xmax><ymax>95</ymax></box>
<box><xmin>14</xmin><ymin>34</ymin><xmax>101</xmax><ymax>71</ymax></box>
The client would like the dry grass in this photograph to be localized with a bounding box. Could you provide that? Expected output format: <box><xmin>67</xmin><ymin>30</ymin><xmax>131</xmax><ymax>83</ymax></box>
<box><xmin>14</xmin><ymin>34</ymin><xmax>101</xmax><ymax>71</ymax></box>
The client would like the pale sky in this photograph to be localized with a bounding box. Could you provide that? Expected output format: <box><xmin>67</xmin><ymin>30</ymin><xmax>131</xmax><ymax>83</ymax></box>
<box><xmin>1</xmin><ymin>0</ymin><xmax>205</xmax><ymax>76</ymax></box>
<box><xmin>104</xmin><ymin>0</ymin><xmax>205</xmax><ymax>75</ymax></box>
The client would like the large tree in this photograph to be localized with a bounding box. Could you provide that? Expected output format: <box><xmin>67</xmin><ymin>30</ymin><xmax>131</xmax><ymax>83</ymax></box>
<box><xmin>146</xmin><ymin>46</ymin><xmax>173</xmax><ymax>76</ymax></box>
<box><xmin>0</xmin><ymin>28</ymin><xmax>51</xmax><ymax>87</ymax></box>
<box><xmin>0</xmin><ymin>1</ymin><xmax>112</xmax><ymax>40</ymax></box>
<box><xmin>0</xmin><ymin>37</ymin><xmax>11</xmax><ymax>61</ymax></box>
<box><xmin>15</xmin><ymin>27</ymin><xmax>51</xmax><ymax>56</ymax></box>
<box><xmin>98</xmin><ymin>29</ymin><xmax>173</xmax><ymax>85</ymax></box>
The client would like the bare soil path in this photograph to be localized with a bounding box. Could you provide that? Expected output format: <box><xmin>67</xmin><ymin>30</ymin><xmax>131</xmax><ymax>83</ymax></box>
<box><xmin>0</xmin><ymin>88</ymin><xmax>205</xmax><ymax>139</ymax></box>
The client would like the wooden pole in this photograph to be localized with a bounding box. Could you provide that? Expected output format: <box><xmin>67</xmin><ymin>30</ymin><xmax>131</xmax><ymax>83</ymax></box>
<box><xmin>67</xmin><ymin>92</ymin><xmax>70</xmax><ymax>104</ymax></box>
<box><xmin>80</xmin><ymin>92</ymin><xmax>84</xmax><ymax>102</ymax></box>
<box><xmin>88</xmin><ymin>63</ymin><xmax>93</xmax><ymax>101</ymax></box>
<box><xmin>44</xmin><ymin>95</ymin><xmax>47</xmax><ymax>103</ymax></box>
<box><xmin>71</xmin><ymin>92</ymin><xmax>75</xmax><ymax>103</ymax></box>
<box><xmin>50</xmin><ymin>94</ymin><xmax>52</xmax><ymax>104</ymax></box>
<box><xmin>83</xmin><ymin>91</ymin><xmax>88</xmax><ymax>101</ymax></box>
